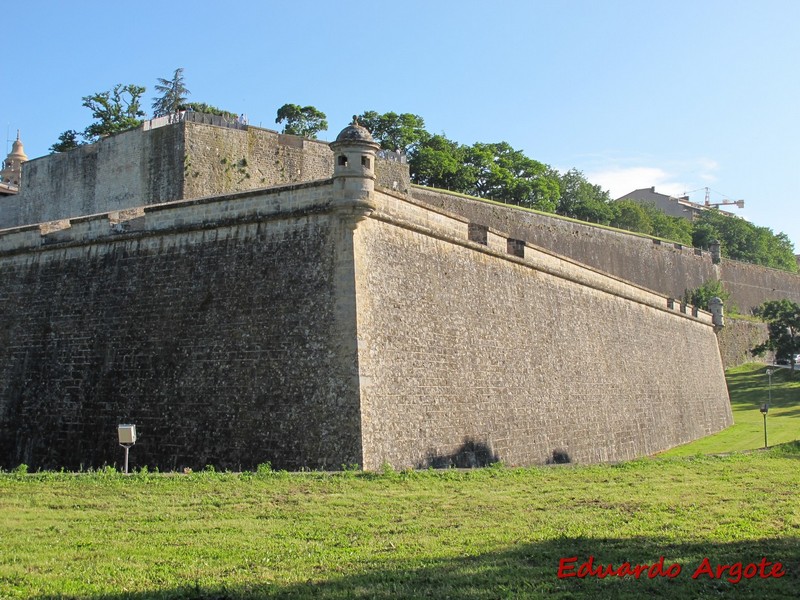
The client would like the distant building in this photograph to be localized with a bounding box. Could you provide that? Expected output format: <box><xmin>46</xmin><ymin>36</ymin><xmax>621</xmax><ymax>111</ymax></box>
<box><xmin>617</xmin><ymin>186</ymin><xmax>734</xmax><ymax>221</ymax></box>
<box><xmin>0</xmin><ymin>131</ymin><xmax>27</xmax><ymax>197</ymax></box>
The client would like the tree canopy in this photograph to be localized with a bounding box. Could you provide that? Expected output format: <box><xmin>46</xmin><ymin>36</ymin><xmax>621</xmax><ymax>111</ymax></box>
<box><xmin>179</xmin><ymin>102</ymin><xmax>238</xmax><ymax>120</ymax></box>
<box><xmin>557</xmin><ymin>169</ymin><xmax>614</xmax><ymax>225</ymax></box>
<box><xmin>275</xmin><ymin>104</ymin><xmax>328</xmax><ymax>139</ymax></box>
<box><xmin>691</xmin><ymin>210</ymin><xmax>797</xmax><ymax>272</ymax></box>
<box><xmin>751</xmin><ymin>299</ymin><xmax>800</xmax><ymax>375</ymax></box>
<box><xmin>82</xmin><ymin>84</ymin><xmax>146</xmax><ymax>140</ymax></box>
<box><xmin>152</xmin><ymin>68</ymin><xmax>190</xmax><ymax>117</ymax></box>
<box><xmin>356</xmin><ymin>111</ymin><xmax>429</xmax><ymax>153</ymax></box>
<box><xmin>51</xmin><ymin>83</ymin><xmax>146</xmax><ymax>152</ymax></box>
<box><xmin>683</xmin><ymin>279</ymin><xmax>730</xmax><ymax>312</ymax></box>
<box><xmin>398</xmin><ymin>124</ymin><xmax>561</xmax><ymax>211</ymax></box>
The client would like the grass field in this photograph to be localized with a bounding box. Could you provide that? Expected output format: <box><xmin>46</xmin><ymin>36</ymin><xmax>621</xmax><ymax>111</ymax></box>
<box><xmin>1</xmin><ymin>363</ymin><xmax>799</xmax><ymax>599</ymax></box>
<box><xmin>663</xmin><ymin>362</ymin><xmax>800</xmax><ymax>456</ymax></box>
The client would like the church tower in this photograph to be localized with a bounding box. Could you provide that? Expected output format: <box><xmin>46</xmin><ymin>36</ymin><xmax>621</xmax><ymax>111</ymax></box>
<box><xmin>0</xmin><ymin>131</ymin><xmax>28</xmax><ymax>190</ymax></box>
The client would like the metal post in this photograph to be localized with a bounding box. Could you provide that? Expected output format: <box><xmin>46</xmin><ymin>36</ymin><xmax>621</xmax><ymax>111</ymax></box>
<box><xmin>124</xmin><ymin>445</ymin><xmax>130</xmax><ymax>475</ymax></box>
<box><xmin>767</xmin><ymin>368</ymin><xmax>773</xmax><ymax>407</ymax></box>
<box><xmin>763</xmin><ymin>413</ymin><xmax>768</xmax><ymax>449</ymax></box>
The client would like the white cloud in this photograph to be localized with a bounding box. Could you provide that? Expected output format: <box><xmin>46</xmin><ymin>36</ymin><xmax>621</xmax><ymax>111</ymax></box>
<box><xmin>585</xmin><ymin>157</ymin><xmax>720</xmax><ymax>201</ymax></box>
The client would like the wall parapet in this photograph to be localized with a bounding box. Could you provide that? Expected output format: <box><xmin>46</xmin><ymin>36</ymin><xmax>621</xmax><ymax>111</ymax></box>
<box><xmin>371</xmin><ymin>192</ymin><xmax>716</xmax><ymax>327</ymax></box>
<box><xmin>0</xmin><ymin>179</ymin><xmax>335</xmax><ymax>257</ymax></box>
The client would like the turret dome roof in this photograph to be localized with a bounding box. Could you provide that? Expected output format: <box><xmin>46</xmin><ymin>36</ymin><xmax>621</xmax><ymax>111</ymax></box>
<box><xmin>335</xmin><ymin>116</ymin><xmax>375</xmax><ymax>143</ymax></box>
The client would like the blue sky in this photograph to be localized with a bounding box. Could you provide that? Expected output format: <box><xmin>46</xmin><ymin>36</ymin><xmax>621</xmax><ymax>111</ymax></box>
<box><xmin>4</xmin><ymin>0</ymin><xmax>799</xmax><ymax>247</ymax></box>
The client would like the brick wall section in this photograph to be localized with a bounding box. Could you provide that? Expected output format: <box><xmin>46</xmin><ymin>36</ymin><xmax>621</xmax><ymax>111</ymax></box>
<box><xmin>354</xmin><ymin>198</ymin><xmax>732</xmax><ymax>469</ymax></box>
<box><xmin>411</xmin><ymin>187</ymin><xmax>800</xmax><ymax>314</ymax></box>
<box><xmin>0</xmin><ymin>201</ymin><xmax>363</xmax><ymax>471</ymax></box>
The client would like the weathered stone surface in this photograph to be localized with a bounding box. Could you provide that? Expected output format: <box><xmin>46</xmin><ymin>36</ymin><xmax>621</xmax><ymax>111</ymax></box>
<box><xmin>0</xmin><ymin>189</ymin><xmax>362</xmax><ymax>471</ymax></box>
<box><xmin>0</xmin><ymin>124</ymin><xmax>737</xmax><ymax>472</ymax></box>
<box><xmin>2</xmin><ymin>121</ymin><xmax>408</xmax><ymax>230</ymax></box>
<box><xmin>716</xmin><ymin>318</ymin><xmax>769</xmax><ymax>369</ymax></box>
<box><xmin>411</xmin><ymin>187</ymin><xmax>800</xmax><ymax>314</ymax></box>
<box><xmin>354</xmin><ymin>201</ymin><xmax>732</xmax><ymax>469</ymax></box>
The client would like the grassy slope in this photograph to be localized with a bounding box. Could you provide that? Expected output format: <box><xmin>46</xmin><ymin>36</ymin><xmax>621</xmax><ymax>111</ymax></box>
<box><xmin>1</xmin><ymin>363</ymin><xmax>799</xmax><ymax>599</ymax></box>
<box><xmin>662</xmin><ymin>362</ymin><xmax>800</xmax><ymax>456</ymax></box>
<box><xmin>1</xmin><ymin>454</ymin><xmax>799</xmax><ymax>600</ymax></box>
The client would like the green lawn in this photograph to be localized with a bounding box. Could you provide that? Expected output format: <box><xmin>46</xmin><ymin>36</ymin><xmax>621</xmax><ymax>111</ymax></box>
<box><xmin>662</xmin><ymin>362</ymin><xmax>800</xmax><ymax>456</ymax></box>
<box><xmin>1</xmin><ymin>363</ymin><xmax>799</xmax><ymax>599</ymax></box>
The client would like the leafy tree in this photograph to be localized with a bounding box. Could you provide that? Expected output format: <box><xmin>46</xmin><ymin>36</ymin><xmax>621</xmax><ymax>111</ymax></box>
<box><xmin>610</xmin><ymin>199</ymin><xmax>653</xmax><ymax>234</ymax></box>
<box><xmin>409</xmin><ymin>134</ymin><xmax>470</xmax><ymax>190</ymax></box>
<box><xmin>649</xmin><ymin>210</ymin><xmax>693</xmax><ymax>246</ymax></box>
<box><xmin>462</xmin><ymin>142</ymin><xmax>560</xmax><ymax>212</ymax></box>
<box><xmin>691</xmin><ymin>221</ymin><xmax>719</xmax><ymax>251</ymax></box>
<box><xmin>608</xmin><ymin>200</ymin><xmax>693</xmax><ymax>245</ymax></box>
<box><xmin>179</xmin><ymin>102</ymin><xmax>238</xmax><ymax>120</ymax></box>
<box><xmin>557</xmin><ymin>169</ymin><xmax>614</xmax><ymax>224</ymax></box>
<box><xmin>275</xmin><ymin>104</ymin><xmax>328</xmax><ymax>139</ymax></box>
<box><xmin>692</xmin><ymin>210</ymin><xmax>797</xmax><ymax>272</ymax></box>
<box><xmin>152</xmin><ymin>68</ymin><xmax>190</xmax><ymax>117</ymax></box>
<box><xmin>82</xmin><ymin>83</ymin><xmax>146</xmax><ymax>141</ymax></box>
<box><xmin>357</xmin><ymin>111</ymin><xmax>429</xmax><ymax>153</ymax></box>
<box><xmin>50</xmin><ymin>83</ymin><xmax>146</xmax><ymax>151</ymax></box>
<box><xmin>49</xmin><ymin>130</ymin><xmax>84</xmax><ymax>154</ymax></box>
<box><xmin>683</xmin><ymin>279</ymin><xmax>730</xmax><ymax>312</ymax></box>
<box><xmin>751</xmin><ymin>299</ymin><xmax>800</xmax><ymax>375</ymax></box>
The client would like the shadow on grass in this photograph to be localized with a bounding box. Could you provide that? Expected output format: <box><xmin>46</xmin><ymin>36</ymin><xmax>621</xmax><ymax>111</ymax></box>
<box><xmin>31</xmin><ymin>536</ymin><xmax>800</xmax><ymax>599</ymax></box>
<box><xmin>728</xmin><ymin>364</ymin><xmax>800</xmax><ymax>410</ymax></box>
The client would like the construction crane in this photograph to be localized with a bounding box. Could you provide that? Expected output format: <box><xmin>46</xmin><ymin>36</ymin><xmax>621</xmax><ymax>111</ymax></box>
<box><xmin>701</xmin><ymin>186</ymin><xmax>744</xmax><ymax>209</ymax></box>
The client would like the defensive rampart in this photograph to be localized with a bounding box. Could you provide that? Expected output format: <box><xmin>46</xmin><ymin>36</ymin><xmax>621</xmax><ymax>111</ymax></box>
<box><xmin>0</xmin><ymin>183</ymin><xmax>363</xmax><ymax>470</ymax></box>
<box><xmin>411</xmin><ymin>187</ymin><xmax>800</xmax><ymax>315</ymax></box>
<box><xmin>0</xmin><ymin>177</ymin><xmax>733</xmax><ymax>470</ymax></box>
<box><xmin>354</xmin><ymin>193</ymin><xmax>732</xmax><ymax>468</ymax></box>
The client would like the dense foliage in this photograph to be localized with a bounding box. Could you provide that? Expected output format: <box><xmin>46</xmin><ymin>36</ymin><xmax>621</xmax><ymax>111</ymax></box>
<box><xmin>751</xmin><ymin>299</ymin><xmax>800</xmax><ymax>373</ymax></box>
<box><xmin>683</xmin><ymin>279</ymin><xmax>731</xmax><ymax>312</ymax></box>
<box><xmin>275</xmin><ymin>104</ymin><xmax>328</xmax><ymax>139</ymax></box>
<box><xmin>50</xmin><ymin>83</ymin><xmax>146</xmax><ymax>152</ymax></box>
<box><xmin>691</xmin><ymin>210</ymin><xmax>797</xmax><ymax>271</ymax></box>
<box><xmin>178</xmin><ymin>102</ymin><xmax>238</xmax><ymax>120</ymax></box>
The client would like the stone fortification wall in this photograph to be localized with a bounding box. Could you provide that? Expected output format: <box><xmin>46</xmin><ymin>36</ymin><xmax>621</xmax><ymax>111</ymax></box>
<box><xmin>354</xmin><ymin>193</ymin><xmax>732</xmax><ymax>469</ymax></box>
<box><xmin>719</xmin><ymin>259</ymin><xmax>800</xmax><ymax>314</ymax></box>
<box><xmin>0</xmin><ymin>121</ymin><xmax>410</xmax><ymax>231</ymax></box>
<box><xmin>180</xmin><ymin>121</ymin><xmax>409</xmax><ymax>199</ymax></box>
<box><xmin>716</xmin><ymin>318</ymin><xmax>769</xmax><ymax>369</ymax></box>
<box><xmin>0</xmin><ymin>183</ymin><xmax>363</xmax><ymax>471</ymax></box>
<box><xmin>0</xmin><ymin>175</ymin><xmax>733</xmax><ymax>471</ymax></box>
<box><xmin>10</xmin><ymin>125</ymin><xmax>185</xmax><ymax>228</ymax></box>
<box><xmin>182</xmin><ymin>124</ymin><xmax>334</xmax><ymax>199</ymax></box>
<box><xmin>411</xmin><ymin>187</ymin><xmax>800</xmax><ymax>314</ymax></box>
